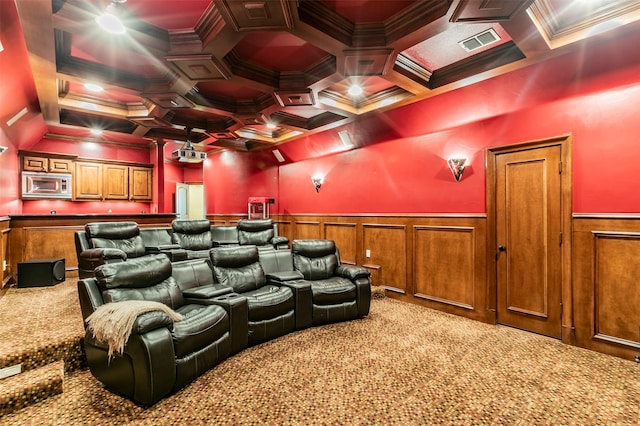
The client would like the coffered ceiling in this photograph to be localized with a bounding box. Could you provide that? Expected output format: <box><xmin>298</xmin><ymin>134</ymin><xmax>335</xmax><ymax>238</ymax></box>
<box><xmin>12</xmin><ymin>0</ymin><xmax>640</xmax><ymax>155</ymax></box>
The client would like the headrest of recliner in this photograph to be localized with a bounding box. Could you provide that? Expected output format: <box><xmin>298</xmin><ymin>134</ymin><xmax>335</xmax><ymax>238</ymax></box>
<box><xmin>95</xmin><ymin>254</ymin><xmax>172</xmax><ymax>289</ymax></box>
<box><xmin>172</xmin><ymin>219</ymin><xmax>211</xmax><ymax>234</ymax></box>
<box><xmin>86</xmin><ymin>222</ymin><xmax>140</xmax><ymax>239</ymax></box>
<box><xmin>210</xmin><ymin>245</ymin><xmax>259</xmax><ymax>268</ymax></box>
<box><xmin>292</xmin><ymin>239</ymin><xmax>336</xmax><ymax>258</ymax></box>
<box><xmin>236</xmin><ymin>219</ymin><xmax>273</xmax><ymax>232</ymax></box>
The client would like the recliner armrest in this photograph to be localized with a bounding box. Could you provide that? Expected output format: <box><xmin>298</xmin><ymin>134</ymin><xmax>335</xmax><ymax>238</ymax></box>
<box><xmin>131</xmin><ymin>310</ymin><xmax>176</xmax><ymax>334</ymax></box>
<box><xmin>183</xmin><ymin>284</ymin><xmax>233</xmax><ymax>300</ymax></box>
<box><xmin>146</xmin><ymin>244</ymin><xmax>182</xmax><ymax>252</ymax></box>
<box><xmin>80</xmin><ymin>247</ymin><xmax>127</xmax><ymax>262</ymax></box>
<box><xmin>276</xmin><ymin>279</ymin><xmax>312</xmax><ymax>330</ymax></box>
<box><xmin>335</xmin><ymin>264</ymin><xmax>371</xmax><ymax>280</ymax></box>
<box><xmin>208</xmin><ymin>293</ymin><xmax>249</xmax><ymax>354</ymax></box>
<box><xmin>266</xmin><ymin>271</ymin><xmax>304</xmax><ymax>283</ymax></box>
<box><xmin>271</xmin><ymin>236</ymin><xmax>289</xmax><ymax>249</ymax></box>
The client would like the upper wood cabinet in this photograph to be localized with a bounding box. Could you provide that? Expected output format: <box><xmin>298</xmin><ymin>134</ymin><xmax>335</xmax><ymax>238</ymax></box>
<box><xmin>103</xmin><ymin>164</ymin><xmax>129</xmax><ymax>200</ymax></box>
<box><xmin>75</xmin><ymin>161</ymin><xmax>103</xmax><ymax>200</ymax></box>
<box><xmin>22</xmin><ymin>155</ymin><xmax>73</xmax><ymax>173</ymax></box>
<box><xmin>75</xmin><ymin>161</ymin><xmax>153</xmax><ymax>201</ymax></box>
<box><xmin>129</xmin><ymin>166</ymin><xmax>153</xmax><ymax>201</ymax></box>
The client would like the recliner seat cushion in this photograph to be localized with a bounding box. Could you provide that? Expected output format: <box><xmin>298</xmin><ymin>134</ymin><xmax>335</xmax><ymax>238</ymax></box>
<box><xmin>242</xmin><ymin>285</ymin><xmax>295</xmax><ymax>321</ymax></box>
<box><xmin>172</xmin><ymin>304</ymin><xmax>229</xmax><ymax>358</ymax></box>
<box><xmin>309</xmin><ymin>277</ymin><xmax>357</xmax><ymax>305</ymax></box>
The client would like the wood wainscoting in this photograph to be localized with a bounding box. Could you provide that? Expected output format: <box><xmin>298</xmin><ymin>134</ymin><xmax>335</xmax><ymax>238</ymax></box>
<box><xmin>210</xmin><ymin>214</ymin><xmax>491</xmax><ymax>324</ymax></box>
<box><xmin>573</xmin><ymin>214</ymin><xmax>640</xmax><ymax>361</ymax></box>
<box><xmin>7</xmin><ymin>214</ymin><xmax>176</xmax><ymax>281</ymax></box>
<box><xmin>0</xmin><ymin>217</ymin><xmax>10</xmax><ymax>288</ymax></box>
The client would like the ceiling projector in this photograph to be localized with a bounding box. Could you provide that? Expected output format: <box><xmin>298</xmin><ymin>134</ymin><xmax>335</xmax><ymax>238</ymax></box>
<box><xmin>171</xmin><ymin>134</ymin><xmax>206</xmax><ymax>163</ymax></box>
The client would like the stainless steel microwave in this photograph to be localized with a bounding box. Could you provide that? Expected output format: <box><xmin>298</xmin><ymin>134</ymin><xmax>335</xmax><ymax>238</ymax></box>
<box><xmin>21</xmin><ymin>172</ymin><xmax>73</xmax><ymax>199</ymax></box>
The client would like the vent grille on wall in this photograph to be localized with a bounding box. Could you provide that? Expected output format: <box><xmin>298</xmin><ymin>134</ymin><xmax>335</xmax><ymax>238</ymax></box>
<box><xmin>459</xmin><ymin>29</ymin><xmax>500</xmax><ymax>52</ymax></box>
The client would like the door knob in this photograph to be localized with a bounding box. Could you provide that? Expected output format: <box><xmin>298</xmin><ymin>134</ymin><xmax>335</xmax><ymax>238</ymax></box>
<box><xmin>498</xmin><ymin>245</ymin><xmax>506</xmax><ymax>252</ymax></box>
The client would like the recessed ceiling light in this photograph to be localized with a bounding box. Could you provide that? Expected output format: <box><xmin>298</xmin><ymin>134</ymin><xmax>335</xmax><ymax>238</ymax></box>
<box><xmin>266</xmin><ymin>122</ymin><xmax>277</xmax><ymax>129</ymax></box>
<box><xmin>90</xmin><ymin>129</ymin><xmax>103</xmax><ymax>136</ymax></box>
<box><xmin>96</xmin><ymin>1</ymin><xmax>127</xmax><ymax>35</ymax></box>
<box><xmin>84</xmin><ymin>83</ymin><xmax>104</xmax><ymax>92</ymax></box>
<box><xmin>348</xmin><ymin>84</ymin><xmax>363</xmax><ymax>96</ymax></box>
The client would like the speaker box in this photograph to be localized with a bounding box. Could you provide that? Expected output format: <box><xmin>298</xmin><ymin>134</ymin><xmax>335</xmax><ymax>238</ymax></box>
<box><xmin>17</xmin><ymin>258</ymin><xmax>65</xmax><ymax>288</ymax></box>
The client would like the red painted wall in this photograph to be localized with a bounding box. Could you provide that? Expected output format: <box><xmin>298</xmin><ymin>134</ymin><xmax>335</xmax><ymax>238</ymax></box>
<box><xmin>204</xmin><ymin>26</ymin><xmax>640</xmax><ymax>215</ymax></box>
<box><xmin>204</xmin><ymin>150</ymin><xmax>279</xmax><ymax>215</ymax></box>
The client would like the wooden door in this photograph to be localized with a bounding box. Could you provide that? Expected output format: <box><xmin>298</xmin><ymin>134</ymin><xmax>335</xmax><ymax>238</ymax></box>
<box><xmin>495</xmin><ymin>145</ymin><xmax>563</xmax><ymax>338</ymax></box>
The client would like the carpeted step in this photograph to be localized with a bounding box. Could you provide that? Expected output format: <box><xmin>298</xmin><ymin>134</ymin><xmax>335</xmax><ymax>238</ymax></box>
<box><xmin>0</xmin><ymin>336</ymin><xmax>85</xmax><ymax>374</ymax></box>
<box><xmin>0</xmin><ymin>360</ymin><xmax>64</xmax><ymax>416</ymax></box>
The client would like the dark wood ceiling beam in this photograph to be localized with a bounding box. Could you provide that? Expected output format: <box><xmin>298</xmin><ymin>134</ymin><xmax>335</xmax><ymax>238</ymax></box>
<box><xmin>15</xmin><ymin>0</ymin><xmax>60</xmax><ymax>124</ymax></box>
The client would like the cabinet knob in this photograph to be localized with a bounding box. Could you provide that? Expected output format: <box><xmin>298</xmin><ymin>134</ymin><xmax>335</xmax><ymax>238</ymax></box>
<box><xmin>498</xmin><ymin>245</ymin><xmax>506</xmax><ymax>252</ymax></box>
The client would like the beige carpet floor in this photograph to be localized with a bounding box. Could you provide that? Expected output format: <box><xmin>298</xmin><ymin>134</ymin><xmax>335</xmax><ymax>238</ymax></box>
<box><xmin>1</xmin><ymin>281</ymin><xmax>640</xmax><ymax>425</ymax></box>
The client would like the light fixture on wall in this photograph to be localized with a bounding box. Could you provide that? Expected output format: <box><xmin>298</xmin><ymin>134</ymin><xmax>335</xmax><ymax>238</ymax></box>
<box><xmin>0</xmin><ymin>146</ymin><xmax>8</xmax><ymax>155</ymax></box>
<box><xmin>447</xmin><ymin>157</ymin><xmax>467</xmax><ymax>182</ymax></box>
<box><xmin>96</xmin><ymin>0</ymin><xmax>127</xmax><ymax>35</ymax></box>
<box><xmin>312</xmin><ymin>176</ymin><xmax>324</xmax><ymax>192</ymax></box>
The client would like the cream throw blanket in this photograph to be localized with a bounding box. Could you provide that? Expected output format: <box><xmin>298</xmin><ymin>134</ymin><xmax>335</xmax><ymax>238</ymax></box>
<box><xmin>86</xmin><ymin>300</ymin><xmax>183</xmax><ymax>358</ymax></box>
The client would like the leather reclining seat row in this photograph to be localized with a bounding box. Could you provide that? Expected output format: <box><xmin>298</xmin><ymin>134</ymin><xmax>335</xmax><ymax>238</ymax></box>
<box><xmin>77</xmin><ymin>239</ymin><xmax>371</xmax><ymax>406</ymax></box>
<box><xmin>75</xmin><ymin>219</ymin><xmax>288</xmax><ymax>278</ymax></box>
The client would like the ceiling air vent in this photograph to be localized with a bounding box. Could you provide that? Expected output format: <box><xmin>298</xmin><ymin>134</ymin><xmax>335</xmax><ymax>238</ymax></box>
<box><xmin>459</xmin><ymin>29</ymin><xmax>500</xmax><ymax>52</ymax></box>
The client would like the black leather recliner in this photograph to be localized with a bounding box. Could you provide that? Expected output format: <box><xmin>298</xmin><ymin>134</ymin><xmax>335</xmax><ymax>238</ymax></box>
<box><xmin>209</xmin><ymin>245</ymin><xmax>298</xmax><ymax>345</ymax></box>
<box><xmin>292</xmin><ymin>239</ymin><xmax>371</xmax><ymax>325</ymax></box>
<box><xmin>75</xmin><ymin>222</ymin><xmax>187</xmax><ymax>278</ymax></box>
<box><xmin>77</xmin><ymin>254</ymin><xmax>234</xmax><ymax>406</ymax></box>
<box><xmin>236</xmin><ymin>219</ymin><xmax>289</xmax><ymax>250</ymax></box>
<box><xmin>171</xmin><ymin>219</ymin><xmax>213</xmax><ymax>259</ymax></box>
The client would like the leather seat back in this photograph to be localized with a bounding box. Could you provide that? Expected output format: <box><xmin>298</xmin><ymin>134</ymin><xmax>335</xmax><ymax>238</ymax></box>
<box><xmin>237</xmin><ymin>219</ymin><xmax>275</xmax><ymax>246</ymax></box>
<box><xmin>95</xmin><ymin>254</ymin><xmax>185</xmax><ymax>309</ymax></box>
<box><xmin>210</xmin><ymin>225</ymin><xmax>239</xmax><ymax>245</ymax></box>
<box><xmin>172</xmin><ymin>219</ymin><xmax>213</xmax><ymax>250</ymax></box>
<box><xmin>171</xmin><ymin>258</ymin><xmax>215</xmax><ymax>292</ymax></box>
<box><xmin>86</xmin><ymin>221</ymin><xmax>146</xmax><ymax>258</ymax></box>
<box><xmin>210</xmin><ymin>246</ymin><xmax>266</xmax><ymax>293</ymax></box>
<box><xmin>140</xmin><ymin>227</ymin><xmax>174</xmax><ymax>247</ymax></box>
<box><xmin>292</xmin><ymin>240</ymin><xmax>339</xmax><ymax>280</ymax></box>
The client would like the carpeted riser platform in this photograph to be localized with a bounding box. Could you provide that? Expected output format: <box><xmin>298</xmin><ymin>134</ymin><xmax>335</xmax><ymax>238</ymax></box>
<box><xmin>0</xmin><ymin>337</ymin><xmax>86</xmax><ymax>373</ymax></box>
<box><xmin>0</xmin><ymin>361</ymin><xmax>65</xmax><ymax>416</ymax></box>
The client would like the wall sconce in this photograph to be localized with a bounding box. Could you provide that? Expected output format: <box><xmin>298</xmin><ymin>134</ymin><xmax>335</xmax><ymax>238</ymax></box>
<box><xmin>312</xmin><ymin>176</ymin><xmax>323</xmax><ymax>192</ymax></box>
<box><xmin>447</xmin><ymin>157</ymin><xmax>467</xmax><ymax>182</ymax></box>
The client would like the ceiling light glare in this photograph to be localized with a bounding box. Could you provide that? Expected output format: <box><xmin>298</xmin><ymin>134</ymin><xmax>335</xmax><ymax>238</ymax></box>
<box><xmin>84</xmin><ymin>83</ymin><xmax>104</xmax><ymax>92</ymax></box>
<box><xmin>90</xmin><ymin>129</ymin><xmax>103</xmax><ymax>136</ymax></box>
<box><xmin>348</xmin><ymin>84</ymin><xmax>363</xmax><ymax>96</ymax></box>
<box><xmin>96</xmin><ymin>3</ymin><xmax>126</xmax><ymax>35</ymax></box>
<box><xmin>266</xmin><ymin>122</ymin><xmax>277</xmax><ymax>129</ymax></box>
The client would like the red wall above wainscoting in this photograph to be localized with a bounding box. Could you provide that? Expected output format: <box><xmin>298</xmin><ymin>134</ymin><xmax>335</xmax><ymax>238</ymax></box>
<box><xmin>205</xmin><ymin>28</ymin><xmax>640</xmax><ymax>215</ymax></box>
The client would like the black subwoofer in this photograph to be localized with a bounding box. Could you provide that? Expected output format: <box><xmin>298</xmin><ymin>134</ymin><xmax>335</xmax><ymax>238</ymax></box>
<box><xmin>17</xmin><ymin>258</ymin><xmax>65</xmax><ymax>288</ymax></box>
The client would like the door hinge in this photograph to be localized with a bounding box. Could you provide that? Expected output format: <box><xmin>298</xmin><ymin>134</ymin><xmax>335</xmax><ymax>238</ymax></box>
<box><xmin>558</xmin><ymin>161</ymin><xmax>562</xmax><ymax>174</ymax></box>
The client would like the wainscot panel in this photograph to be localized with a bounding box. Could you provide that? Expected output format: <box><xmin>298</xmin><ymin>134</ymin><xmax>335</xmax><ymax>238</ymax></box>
<box><xmin>573</xmin><ymin>215</ymin><xmax>640</xmax><ymax>361</ymax></box>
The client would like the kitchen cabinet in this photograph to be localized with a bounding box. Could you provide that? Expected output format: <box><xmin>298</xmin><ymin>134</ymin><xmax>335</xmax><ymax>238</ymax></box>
<box><xmin>22</xmin><ymin>155</ymin><xmax>73</xmax><ymax>173</ymax></box>
<box><xmin>75</xmin><ymin>161</ymin><xmax>152</xmax><ymax>201</ymax></box>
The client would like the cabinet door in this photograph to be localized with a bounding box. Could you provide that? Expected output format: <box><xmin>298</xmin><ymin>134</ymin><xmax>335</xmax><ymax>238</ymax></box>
<box><xmin>75</xmin><ymin>162</ymin><xmax>103</xmax><ymax>200</ymax></box>
<box><xmin>48</xmin><ymin>158</ymin><xmax>73</xmax><ymax>173</ymax></box>
<box><xmin>103</xmin><ymin>164</ymin><xmax>129</xmax><ymax>200</ymax></box>
<box><xmin>129</xmin><ymin>167</ymin><xmax>153</xmax><ymax>201</ymax></box>
<box><xmin>22</xmin><ymin>156</ymin><xmax>48</xmax><ymax>172</ymax></box>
